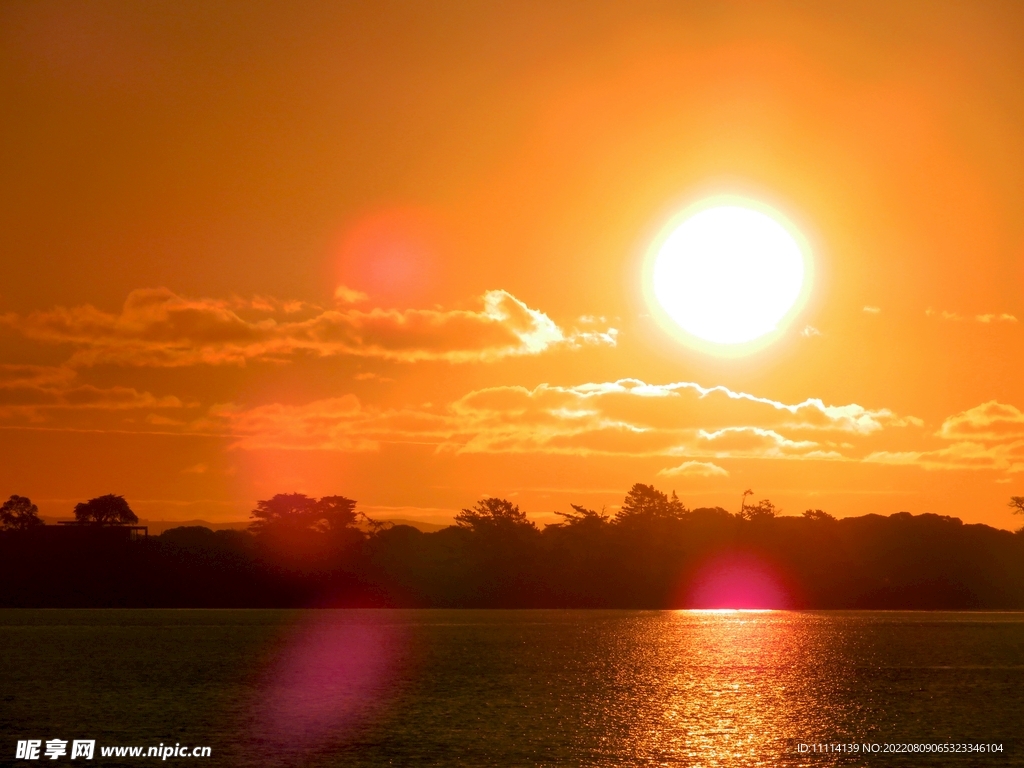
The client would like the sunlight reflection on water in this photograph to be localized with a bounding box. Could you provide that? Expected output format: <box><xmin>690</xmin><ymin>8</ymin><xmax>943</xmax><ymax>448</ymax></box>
<box><xmin>248</xmin><ymin>610</ymin><xmax>837</xmax><ymax>764</ymax></box>
<box><xmin>607</xmin><ymin>611</ymin><xmax>819</xmax><ymax>765</ymax></box>
<box><xmin>4</xmin><ymin>609</ymin><xmax>1022</xmax><ymax>767</ymax></box>
<box><xmin>235</xmin><ymin>610</ymin><xmax>1024</xmax><ymax>765</ymax></box>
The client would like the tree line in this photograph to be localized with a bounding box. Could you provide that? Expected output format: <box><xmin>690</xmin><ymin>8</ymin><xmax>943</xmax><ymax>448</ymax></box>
<box><xmin>1</xmin><ymin>485</ymin><xmax>1023</xmax><ymax>608</ymax></box>
<box><xmin>0</xmin><ymin>493</ymin><xmax>138</xmax><ymax>529</ymax></box>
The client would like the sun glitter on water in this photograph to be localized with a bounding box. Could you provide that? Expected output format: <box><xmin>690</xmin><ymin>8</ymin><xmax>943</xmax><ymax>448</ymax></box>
<box><xmin>645</xmin><ymin>196</ymin><xmax>813</xmax><ymax>355</ymax></box>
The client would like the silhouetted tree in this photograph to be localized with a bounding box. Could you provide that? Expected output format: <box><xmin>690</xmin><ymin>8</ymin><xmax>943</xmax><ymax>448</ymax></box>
<box><xmin>803</xmin><ymin>508</ymin><xmax>836</xmax><ymax>522</ymax></box>
<box><xmin>740</xmin><ymin>495</ymin><xmax>779</xmax><ymax>521</ymax></box>
<box><xmin>249</xmin><ymin>493</ymin><xmax>366</xmax><ymax>534</ymax></box>
<box><xmin>247</xmin><ymin>493</ymin><xmax>368</xmax><ymax>584</ymax></box>
<box><xmin>1010</xmin><ymin>497</ymin><xmax>1024</xmax><ymax>532</ymax></box>
<box><xmin>7</xmin><ymin>481</ymin><xmax>1024</xmax><ymax>610</ymax></box>
<box><xmin>248</xmin><ymin>493</ymin><xmax>369</xmax><ymax>563</ymax></box>
<box><xmin>449</xmin><ymin>498</ymin><xmax>541</xmax><ymax>606</ymax></box>
<box><xmin>249</xmin><ymin>493</ymin><xmax>319</xmax><ymax>534</ymax></box>
<box><xmin>615</xmin><ymin>484</ymin><xmax>687</xmax><ymax>522</ymax></box>
<box><xmin>551</xmin><ymin>504</ymin><xmax>609</xmax><ymax>529</ymax></box>
<box><xmin>740</xmin><ymin>488</ymin><xmax>753</xmax><ymax>513</ymax></box>
<box><xmin>455</xmin><ymin>497</ymin><xmax>538</xmax><ymax>533</ymax></box>
<box><xmin>74</xmin><ymin>494</ymin><xmax>138</xmax><ymax>525</ymax></box>
<box><xmin>0</xmin><ymin>495</ymin><xmax>43</xmax><ymax>531</ymax></box>
<box><xmin>313</xmin><ymin>495</ymin><xmax>362</xmax><ymax>533</ymax></box>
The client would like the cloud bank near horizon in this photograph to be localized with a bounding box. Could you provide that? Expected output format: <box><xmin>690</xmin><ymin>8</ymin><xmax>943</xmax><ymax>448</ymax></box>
<box><xmin>191</xmin><ymin>379</ymin><xmax>922</xmax><ymax>470</ymax></box>
<box><xmin>0</xmin><ymin>364</ymin><xmax>186</xmax><ymax>421</ymax></box>
<box><xmin>2</xmin><ymin>287</ymin><xmax>617</xmax><ymax>367</ymax></box>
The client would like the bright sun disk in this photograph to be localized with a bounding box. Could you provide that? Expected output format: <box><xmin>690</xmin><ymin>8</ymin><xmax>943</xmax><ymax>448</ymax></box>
<box><xmin>650</xmin><ymin>202</ymin><xmax>809</xmax><ymax>347</ymax></box>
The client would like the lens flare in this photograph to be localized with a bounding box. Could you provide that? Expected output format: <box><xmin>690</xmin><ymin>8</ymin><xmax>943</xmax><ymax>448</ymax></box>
<box><xmin>685</xmin><ymin>552</ymin><xmax>794</xmax><ymax>609</ymax></box>
<box><xmin>331</xmin><ymin>206</ymin><xmax>447</xmax><ymax>305</ymax></box>
<box><xmin>251</xmin><ymin>612</ymin><xmax>406</xmax><ymax>756</ymax></box>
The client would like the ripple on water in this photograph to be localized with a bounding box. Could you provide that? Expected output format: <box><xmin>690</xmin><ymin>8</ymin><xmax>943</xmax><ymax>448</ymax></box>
<box><xmin>2</xmin><ymin>610</ymin><xmax>1023</xmax><ymax>767</ymax></box>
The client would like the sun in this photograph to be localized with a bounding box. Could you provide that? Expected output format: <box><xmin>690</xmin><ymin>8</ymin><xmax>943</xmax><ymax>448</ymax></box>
<box><xmin>647</xmin><ymin>199</ymin><xmax>811</xmax><ymax>351</ymax></box>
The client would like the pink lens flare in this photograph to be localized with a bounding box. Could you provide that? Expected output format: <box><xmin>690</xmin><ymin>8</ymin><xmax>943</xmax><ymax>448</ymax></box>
<box><xmin>251</xmin><ymin>612</ymin><xmax>407</xmax><ymax>754</ymax></box>
<box><xmin>685</xmin><ymin>552</ymin><xmax>795</xmax><ymax>609</ymax></box>
<box><xmin>331</xmin><ymin>206</ymin><xmax>448</xmax><ymax>305</ymax></box>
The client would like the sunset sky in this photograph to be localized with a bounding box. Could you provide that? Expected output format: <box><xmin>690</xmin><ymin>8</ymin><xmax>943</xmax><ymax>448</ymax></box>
<box><xmin>3</xmin><ymin>1</ymin><xmax>1024</xmax><ymax>529</ymax></box>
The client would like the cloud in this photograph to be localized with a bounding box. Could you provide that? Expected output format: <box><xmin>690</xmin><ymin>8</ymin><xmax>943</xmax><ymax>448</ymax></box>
<box><xmin>201</xmin><ymin>395</ymin><xmax>456</xmax><ymax>451</ymax></box>
<box><xmin>333</xmin><ymin>285</ymin><xmax>369</xmax><ymax>304</ymax></box>
<box><xmin>937</xmin><ymin>401</ymin><xmax>1024</xmax><ymax>441</ymax></box>
<box><xmin>926</xmin><ymin>308</ymin><xmax>1017</xmax><ymax>324</ymax></box>
<box><xmin>863</xmin><ymin>306</ymin><xmax>881</xmax><ymax>314</ymax></box>
<box><xmin>695</xmin><ymin>426</ymin><xmax>834</xmax><ymax>459</ymax></box>
<box><xmin>800</xmin><ymin>325</ymin><xmax>822</xmax><ymax>337</ymax></box>
<box><xmin>353</xmin><ymin>372</ymin><xmax>394</xmax><ymax>382</ymax></box>
<box><xmin>0</xmin><ymin>364</ymin><xmax>75</xmax><ymax>388</ymax></box>
<box><xmin>3</xmin><ymin>288</ymin><xmax>616</xmax><ymax>367</ymax></box>
<box><xmin>198</xmin><ymin>378</ymin><xmax>914</xmax><ymax>463</ymax></box>
<box><xmin>0</xmin><ymin>364</ymin><xmax>184</xmax><ymax>420</ymax></box>
<box><xmin>146</xmin><ymin>414</ymin><xmax>186</xmax><ymax>426</ymax></box>
<box><xmin>926</xmin><ymin>309</ymin><xmax>964</xmax><ymax>321</ymax></box>
<box><xmin>976</xmin><ymin>313</ymin><xmax>1018</xmax><ymax>323</ymax></box>
<box><xmin>571</xmin><ymin>327</ymin><xmax>619</xmax><ymax>346</ymax></box>
<box><xmin>245</xmin><ymin>296</ymin><xmax>318</xmax><ymax>314</ymax></box>
<box><xmin>865</xmin><ymin>440</ymin><xmax>1024</xmax><ymax>473</ymax></box>
<box><xmin>860</xmin><ymin>400</ymin><xmax>1024</xmax><ymax>473</ymax></box>
<box><xmin>658</xmin><ymin>460</ymin><xmax>729</xmax><ymax>478</ymax></box>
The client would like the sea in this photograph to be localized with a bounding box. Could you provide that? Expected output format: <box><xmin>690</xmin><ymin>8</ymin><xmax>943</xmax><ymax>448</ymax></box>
<box><xmin>1</xmin><ymin>610</ymin><xmax>1022</xmax><ymax>766</ymax></box>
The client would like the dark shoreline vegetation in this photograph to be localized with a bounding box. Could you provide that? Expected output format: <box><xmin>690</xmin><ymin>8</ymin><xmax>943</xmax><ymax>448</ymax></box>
<box><xmin>2</xmin><ymin>486</ymin><xmax>1023</xmax><ymax>609</ymax></box>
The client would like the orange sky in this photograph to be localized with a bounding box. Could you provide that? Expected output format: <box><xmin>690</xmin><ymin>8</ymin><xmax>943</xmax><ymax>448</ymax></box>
<box><xmin>3</xmin><ymin>1</ymin><xmax>1024</xmax><ymax>529</ymax></box>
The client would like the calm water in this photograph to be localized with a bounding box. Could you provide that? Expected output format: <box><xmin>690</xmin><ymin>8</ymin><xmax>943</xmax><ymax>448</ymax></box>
<box><xmin>1</xmin><ymin>610</ymin><xmax>1023</xmax><ymax>766</ymax></box>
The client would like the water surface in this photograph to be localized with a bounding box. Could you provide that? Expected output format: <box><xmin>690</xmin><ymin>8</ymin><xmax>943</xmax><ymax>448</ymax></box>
<box><xmin>1</xmin><ymin>610</ymin><xmax>1022</xmax><ymax>765</ymax></box>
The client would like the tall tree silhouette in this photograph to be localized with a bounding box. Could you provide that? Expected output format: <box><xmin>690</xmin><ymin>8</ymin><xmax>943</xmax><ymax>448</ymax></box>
<box><xmin>73</xmin><ymin>494</ymin><xmax>138</xmax><ymax>525</ymax></box>
<box><xmin>739</xmin><ymin>497</ymin><xmax>780</xmax><ymax>521</ymax></box>
<box><xmin>316</xmin><ymin>495</ymin><xmax>361</xmax><ymax>532</ymax></box>
<box><xmin>248</xmin><ymin>493</ymin><xmax>363</xmax><ymax>535</ymax></box>
<box><xmin>551</xmin><ymin>504</ymin><xmax>609</xmax><ymax>529</ymax></box>
<box><xmin>0</xmin><ymin>495</ymin><xmax>43</xmax><ymax>531</ymax></box>
<box><xmin>452</xmin><ymin>498</ymin><xmax>540</xmax><ymax>607</ymax></box>
<box><xmin>455</xmin><ymin>497</ymin><xmax>538</xmax><ymax>533</ymax></box>
<box><xmin>249</xmin><ymin>493</ymin><xmax>320</xmax><ymax>534</ymax></box>
<box><xmin>615</xmin><ymin>483</ymin><xmax>687</xmax><ymax>522</ymax></box>
<box><xmin>1010</xmin><ymin>496</ymin><xmax>1024</xmax><ymax>531</ymax></box>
